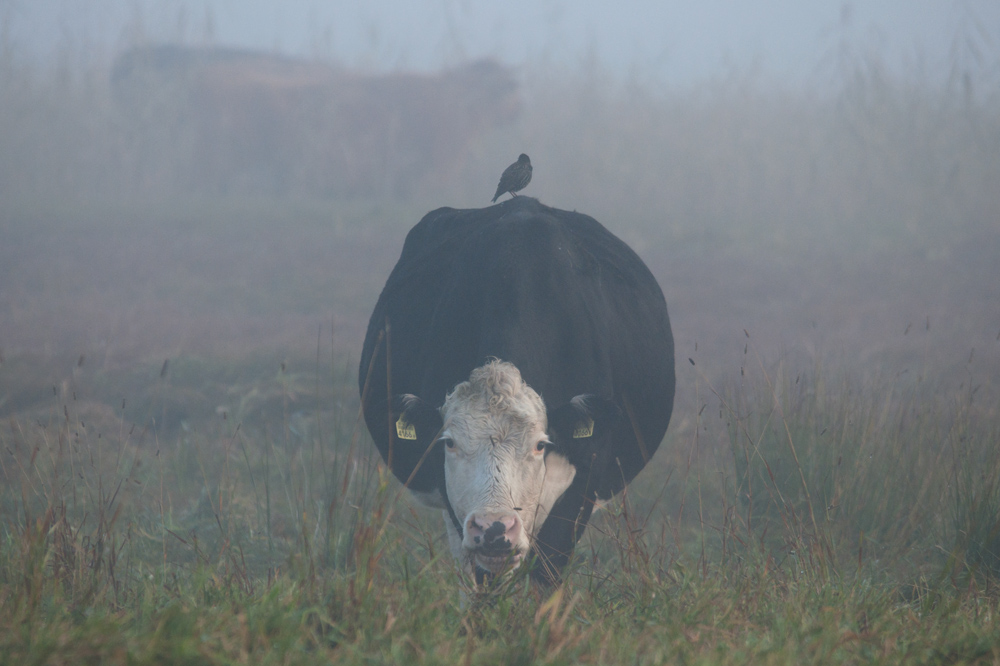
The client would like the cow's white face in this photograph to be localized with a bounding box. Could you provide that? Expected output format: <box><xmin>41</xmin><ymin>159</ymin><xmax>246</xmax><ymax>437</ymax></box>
<box><xmin>438</xmin><ymin>361</ymin><xmax>575</xmax><ymax>581</ymax></box>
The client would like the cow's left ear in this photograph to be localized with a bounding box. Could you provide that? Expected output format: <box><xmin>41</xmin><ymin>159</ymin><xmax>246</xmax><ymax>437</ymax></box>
<box><xmin>390</xmin><ymin>394</ymin><xmax>444</xmax><ymax>442</ymax></box>
<box><xmin>548</xmin><ymin>395</ymin><xmax>620</xmax><ymax>443</ymax></box>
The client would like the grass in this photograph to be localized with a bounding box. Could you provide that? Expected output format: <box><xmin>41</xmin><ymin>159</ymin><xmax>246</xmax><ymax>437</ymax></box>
<box><xmin>1</xmin><ymin>347</ymin><xmax>998</xmax><ymax>664</ymax></box>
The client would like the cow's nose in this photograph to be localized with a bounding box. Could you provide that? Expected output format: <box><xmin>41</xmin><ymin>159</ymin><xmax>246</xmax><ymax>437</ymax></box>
<box><xmin>465</xmin><ymin>513</ymin><xmax>521</xmax><ymax>550</ymax></box>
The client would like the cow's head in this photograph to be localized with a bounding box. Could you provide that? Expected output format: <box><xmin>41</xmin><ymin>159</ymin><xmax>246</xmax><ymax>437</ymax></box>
<box><xmin>395</xmin><ymin>360</ymin><xmax>615</xmax><ymax>584</ymax></box>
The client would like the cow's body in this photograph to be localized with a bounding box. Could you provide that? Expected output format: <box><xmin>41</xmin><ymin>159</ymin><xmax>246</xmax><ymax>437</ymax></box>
<box><xmin>359</xmin><ymin>197</ymin><xmax>674</xmax><ymax>584</ymax></box>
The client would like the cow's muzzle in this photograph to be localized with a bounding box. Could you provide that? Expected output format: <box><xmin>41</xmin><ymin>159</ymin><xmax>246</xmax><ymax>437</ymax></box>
<box><xmin>464</xmin><ymin>512</ymin><xmax>524</xmax><ymax>575</ymax></box>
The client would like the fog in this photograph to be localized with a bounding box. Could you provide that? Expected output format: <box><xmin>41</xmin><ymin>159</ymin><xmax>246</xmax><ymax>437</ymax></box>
<box><xmin>0</xmin><ymin>1</ymin><xmax>998</xmax><ymax>423</ymax></box>
<box><xmin>8</xmin><ymin>1</ymin><xmax>1000</xmax><ymax>86</ymax></box>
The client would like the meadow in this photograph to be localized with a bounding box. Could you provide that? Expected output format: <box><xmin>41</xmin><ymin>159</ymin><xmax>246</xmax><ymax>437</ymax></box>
<box><xmin>1</xmin><ymin>42</ymin><xmax>999</xmax><ymax>663</ymax></box>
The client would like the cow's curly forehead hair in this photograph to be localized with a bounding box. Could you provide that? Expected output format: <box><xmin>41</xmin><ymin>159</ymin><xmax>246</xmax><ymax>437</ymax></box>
<box><xmin>444</xmin><ymin>360</ymin><xmax>546</xmax><ymax>427</ymax></box>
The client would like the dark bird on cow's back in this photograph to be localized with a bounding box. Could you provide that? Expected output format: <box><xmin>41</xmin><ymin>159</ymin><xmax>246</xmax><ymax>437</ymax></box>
<box><xmin>491</xmin><ymin>153</ymin><xmax>532</xmax><ymax>202</ymax></box>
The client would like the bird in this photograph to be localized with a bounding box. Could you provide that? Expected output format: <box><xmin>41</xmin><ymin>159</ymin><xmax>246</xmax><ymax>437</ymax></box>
<box><xmin>491</xmin><ymin>154</ymin><xmax>532</xmax><ymax>202</ymax></box>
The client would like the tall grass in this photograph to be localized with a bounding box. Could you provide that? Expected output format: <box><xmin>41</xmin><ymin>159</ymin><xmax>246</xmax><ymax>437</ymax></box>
<box><xmin>720</xmin><ymin>358</ymin><xmax>997</xmax><ymax>579</ymax></box>
<box><xmin>3</xmin><ymin>351</ymin><xmax>998</xmax><ymax>663</ymax></box>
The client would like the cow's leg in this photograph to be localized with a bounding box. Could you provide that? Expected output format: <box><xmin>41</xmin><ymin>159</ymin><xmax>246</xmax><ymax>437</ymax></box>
<box><xmin>530</xmin><ymin>482</ymin><xmax>597</xmax><ymax>585</ymax></box>
<box><xmin>443</xmin><ymin>508</ymin><xmax>465</xmax><ymax>567</ymax></box>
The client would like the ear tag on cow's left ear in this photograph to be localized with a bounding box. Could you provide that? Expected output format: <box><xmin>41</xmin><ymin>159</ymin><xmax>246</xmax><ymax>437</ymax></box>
<box><xmin>572</xmin><ymin>417</ymin><xmax>595</xmax><ymax>439</ymax></box>
<box><xmin>395</xmin><ymin>416</ymin><xmax>418</xmax><ymax>440</ymax></box>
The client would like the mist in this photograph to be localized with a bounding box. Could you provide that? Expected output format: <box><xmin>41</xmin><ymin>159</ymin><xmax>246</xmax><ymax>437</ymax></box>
<box><xmin>7</xmin><ymin>1</ymin><xmax>999</xmax><ymax>86</ymax></box>
<box><xmin>1</xmin><ymin>1</ymin><xmax>998</xmax><ymax>417</ymax></box>
<box><xmin>2</xmin><ymin>4</ymin><xmax>1000</xmax><ymax>655</ymax></box>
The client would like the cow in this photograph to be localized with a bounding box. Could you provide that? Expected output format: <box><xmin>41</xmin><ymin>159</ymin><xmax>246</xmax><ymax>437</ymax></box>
<box><xmin>359</xmin><ymin>197</ymin><xmax>675</xmax><ymax>586</ymax></box>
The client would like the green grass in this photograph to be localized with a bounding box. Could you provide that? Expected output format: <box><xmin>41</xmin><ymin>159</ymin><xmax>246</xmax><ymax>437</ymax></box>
<box><xmin>1</xmin><ymin>350</ymin><xmax>998</xmax><ymax>665</ymax></box>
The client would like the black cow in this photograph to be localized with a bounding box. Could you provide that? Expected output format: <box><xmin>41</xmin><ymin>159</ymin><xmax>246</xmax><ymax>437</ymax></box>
<box><xmin>359</xmin><ymin>197</ymin><xmax>675</xmax><ymax>585</ymax></box>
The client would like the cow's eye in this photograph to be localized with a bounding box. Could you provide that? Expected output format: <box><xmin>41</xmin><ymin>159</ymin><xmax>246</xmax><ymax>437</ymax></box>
<box><xmin>535</xmin><ymin>441</ymin><xmax>546</xmax><ymax>452</ymax></box>
<box><xmin>440</xmin><ymin>438</ymin><xmax>455</xmax><ymax>450</ymax></box>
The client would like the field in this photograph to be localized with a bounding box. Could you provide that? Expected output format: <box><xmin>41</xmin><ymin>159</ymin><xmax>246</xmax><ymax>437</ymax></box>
<box><xmin>2</xmin><ymin>46</ymin><xmax>1000</xmax><ymax>663</ymax></box>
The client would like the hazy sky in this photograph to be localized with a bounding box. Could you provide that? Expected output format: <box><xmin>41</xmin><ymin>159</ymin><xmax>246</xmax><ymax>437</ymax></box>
<box><xmin>5</xmin><ymin>1</ymin><xmax>998</xmax><ymax>85</ymax></box>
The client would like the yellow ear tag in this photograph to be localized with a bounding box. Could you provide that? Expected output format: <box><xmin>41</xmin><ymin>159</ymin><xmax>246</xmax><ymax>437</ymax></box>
<box><xmin>395</xmin><ymin>416</ymin><xmax>417</xmax><ymax>440</ymax></box>
<box><xmin>572</xmin><ymin>417</ymin><xmax>595</xmax><ymax>439</ymax></box>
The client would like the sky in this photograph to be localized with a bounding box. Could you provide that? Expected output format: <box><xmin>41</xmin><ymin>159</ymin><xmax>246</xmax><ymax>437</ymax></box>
<box><xmin>3</xmin><ymin>0</ymin><xmax>998</xmax><ymax>87</ymax></box>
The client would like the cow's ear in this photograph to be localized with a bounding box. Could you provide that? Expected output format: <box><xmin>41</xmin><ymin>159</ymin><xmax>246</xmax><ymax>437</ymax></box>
<box><xmin>390</xmin><ymin>394</ymin><xmax>443</xmax><ymax>442</ymax></box>
<box><xmin>548</xmin><ymin>395</ymin><xmax>620</xmax><ymax>443</ymax></box>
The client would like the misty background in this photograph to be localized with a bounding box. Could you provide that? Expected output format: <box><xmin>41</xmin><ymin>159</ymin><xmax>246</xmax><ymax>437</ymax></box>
<box><xmin>0</xmin><ymin>0</ymin><xmax>998</xmax><ymax>427</ymax></box>
<box><xmin>7</xmin><ymin>1</ymin><xmax>1000</xmax><ymax>87</ymax></box>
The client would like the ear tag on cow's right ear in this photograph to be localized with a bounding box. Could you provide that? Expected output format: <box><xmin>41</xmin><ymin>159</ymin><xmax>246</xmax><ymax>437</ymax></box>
<box><xmin>395</xmin><ymin>416</ymin><xmax>418</xmax><ymax>440</ymax></box>
<box><xmin>572</xmin><ymin>417</ymin><xmax>595</xmax><ymax>439</ymax></box>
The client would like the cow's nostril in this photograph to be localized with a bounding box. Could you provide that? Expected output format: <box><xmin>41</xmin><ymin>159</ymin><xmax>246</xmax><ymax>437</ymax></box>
<box><xmin>484</xmin><ymin>521</ymin><xmax>506</xmax><ymax>544</ymax></box>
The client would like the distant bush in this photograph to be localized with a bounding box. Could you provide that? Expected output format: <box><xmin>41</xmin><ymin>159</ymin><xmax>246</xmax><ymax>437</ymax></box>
<box><xmin>2</xmin><ymin>41</ymin><xmax>997</xmax><ymax>248</ymax></box>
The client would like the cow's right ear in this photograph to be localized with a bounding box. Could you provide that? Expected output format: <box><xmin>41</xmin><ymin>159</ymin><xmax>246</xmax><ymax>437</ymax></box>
<box><xmin>390</xmin><ymin>394</ymin><xmax>443</xmax><ymax>442</ymax></box>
